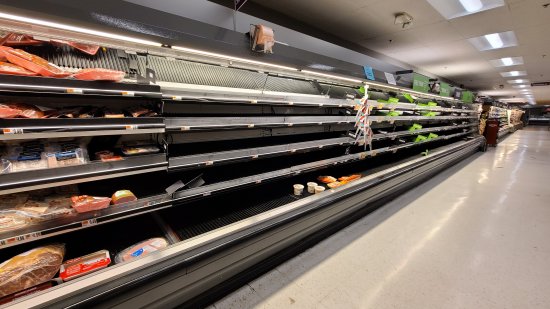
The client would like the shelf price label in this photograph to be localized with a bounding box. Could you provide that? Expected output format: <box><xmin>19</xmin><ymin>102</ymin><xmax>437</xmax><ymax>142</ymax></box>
<box><xmin>122</xmin><ymin>91</ymin><xmax>135</xmax><ymax>97</ymax></box>
<box><xmin>125</xmin><ymin>125</ymin><xmax>137</xmax><ymax>130</ymax></box>
<box><xmin>0</xmin><ymin>232</ymin><xmax>42</xmax><ymax>247</ymax></box>
<box><xmin>2</xmin><ymin>128</ymin><xmax>23</xmax><ymax>134</ymax></box>
<box><xmin>81</xmin><ymin>218</ymin><xmax>97</xmax><ymax>227</ymax></box>
<box><xmin>66</xmin><ymin>88</ymin><xmax>83</xmax><ymax>94</ymax></box>
<box><xmin>172</xmin><ymin>96</ymin><xmax>182</xmax><ymax>101</ymax></box>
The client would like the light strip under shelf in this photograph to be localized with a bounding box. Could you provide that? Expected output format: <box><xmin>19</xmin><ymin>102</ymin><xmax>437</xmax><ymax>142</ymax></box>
<box><xmin>0</xmin><ymin>12</ymin><xmax>162</xmax><ymax>47</ymax></box>
<box><xmin>171</xmin><ymin>45</ymin><xmax>298</xmax><ymax>71</ymax></box>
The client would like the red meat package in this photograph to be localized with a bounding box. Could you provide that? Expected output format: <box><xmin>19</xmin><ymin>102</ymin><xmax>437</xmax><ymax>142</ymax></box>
<box><xmin>59</xmin><ymin>250</ymin><xmax>111</xmax><ymax>281</ymax></box>
<box><xmin>71</xmin><ymin>195</ymin><xmax>111</xmax><ymax>213</ymax></box>
<box><xmin>72</xmin><ymin>68</ymin><xmax>125</xmax><ymax>82</ymax></box>
<box><xmin>5</xmin><ymin>49</ymin><xmax>70</xmax><ymax>78</ymax></box>
<box><xmin>2</xmin><ymin>33</ymin><xmax>43</xmax><ymax>46</ymax></box>
<box><xmin>50</xmin><ymin>39</ymin><xmax>100</xmax><ymax>56</ymax></box>
<box><xmin>0</xmin><ymin>103</ymin><xmax>44</xmax><ymax>118</ymax></box>
<box><xmin>0</xmin><ymin>61</ymin><xmax>38</xmax><ymax>76</ymax></box>
<box><xmin>0</xmin><ymin>46</ymin><xmax>13</xmax><ymax>62</ymax></box>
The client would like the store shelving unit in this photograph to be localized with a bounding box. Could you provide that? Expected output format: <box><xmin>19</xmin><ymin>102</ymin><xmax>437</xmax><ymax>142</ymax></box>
<box><xmin>0</xmin><ymin>21</ymin><xmax>485</xmax><ymax>309</ymax></box>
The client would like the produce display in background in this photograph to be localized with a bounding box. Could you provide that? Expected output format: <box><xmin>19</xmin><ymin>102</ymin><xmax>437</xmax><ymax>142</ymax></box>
<box><xmin>0</xmin><ymin>32</ymin><xmax>124</xmax><ymax>81</ymax></box>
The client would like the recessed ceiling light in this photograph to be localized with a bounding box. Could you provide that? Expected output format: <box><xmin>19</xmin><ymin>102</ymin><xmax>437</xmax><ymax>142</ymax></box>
<box><xmin>490</xmin><ymin>56</ymin><xmax>524</xmax><ymax>67</ymax></box>
<box><xmin>468</xmin><ymin>31</ymin><xmax>518</xmax><ymax>51</ymax></box>
<box><xmin>427</xmin><ymin>0</ymin><xmax>505</xmax><ymax>19</ymax></box>
<box><xmin>507</xmin><ymin>79</ymin><xmax>529</xmax><ymax>84</ymax></box>
<box><xmin>513</xmin><ymin>85</ymin><xmax>530</xmax><ymax>88</ymax></box>
<box><xmin>500</xmin><ymin>70</ymin><xmax>527</xmax><ymax>77</ymax></box>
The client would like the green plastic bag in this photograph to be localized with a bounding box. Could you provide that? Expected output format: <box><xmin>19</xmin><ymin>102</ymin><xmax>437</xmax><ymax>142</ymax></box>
<box><xmin>414</xmin><ymin>135</ymin><xmax>428</xmax><ymax>143</ymax></box>
<box><xmin>427</xmin><ymin>133</ymin><xmax>439</xmax><ymax>139</ymax></box>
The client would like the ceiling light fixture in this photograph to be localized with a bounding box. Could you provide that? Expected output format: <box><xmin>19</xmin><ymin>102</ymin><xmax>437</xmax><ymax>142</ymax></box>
<box><xmin>485</xmin><ymin>33</ymin><xmax>504</xmax><ymax>49</ymax></box>
<box><xmin>459</xmin><ymin>0</ymin><xmax>483</xmax><ymax>12</ymax></box>
<box><xmin>0</xmin><ymin>12</ymin><xmax>162</xmax><ymax>47</ymax></box>
<box><xmin>490</xmin><ymin>56</ymin><xmax>524</xmax><ymax>67</ymax></box>
<box><xmin>501</xmin><ymin>57</ymin><xmax>513</xmax><ymax>66</ymax></box>
<box><xmin>507</xmin><ymin>79</ymin><xmax>529</xmax><ymax>84</ymax></box>
<box><xmin>500</xmin><ymin>70</ymin><xmax>527</xmax><ymax>77</ymax></box>
<box><xmin>171</xmin><ymin>46</ymin><xmax>298</xmax><ymax>71</ymax></box>
<box><xmin>427</xmin><ymin>0</ymin><xmax>505</xmax><ymax>19</ymax></box>
<box><xmin>469</xmin><ymin>31</ymin><xmax>517</xmax><ymax>51</ymax></box>
<box><xmin>301</xmin><ymin>70</ymin><xmax>363</xmax><ymax>83</ymax></box>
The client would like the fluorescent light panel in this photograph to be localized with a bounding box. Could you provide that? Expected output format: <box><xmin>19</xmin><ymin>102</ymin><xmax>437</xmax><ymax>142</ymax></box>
<box><xmin>426</xmin><ymin>0</ymin><xmax>505</xmax><ymax>19</ymax></box>
<box><xmin>512</xmin><ymin>85</ymin><xmax>530</xmax><ymax>88</ymax></box>
<box><xmin>500</xmin><ymin>70</ymin><xmax>527</xmax><ymax>77</ymax></box>
<box><xmin>301</xmin><ymin>70</ymin><xmax>363</xmax><ymax>83</ymax></box>
<box><xmin>0</xmin><ymin>12</ymin><xmax>162</xmax><ymax>47</ymax></box>
<box><xmin>507</xmin><ymin>79</ymin><xmax>529</xmax><ymax>84</ymax></box>
<box><xmin>468</xmin><ymin>31</ymin><xmax>517</xmax><ymax>51</ymax></box>
<box><xmin>172</xmin><ymin>46</ymin><xmax>298</xmax><ymax>71</ymax></box>
<box><xmin>490</xmin><ymin>56</ymin><xmax>524</xmax><ymax>67</ymax></box>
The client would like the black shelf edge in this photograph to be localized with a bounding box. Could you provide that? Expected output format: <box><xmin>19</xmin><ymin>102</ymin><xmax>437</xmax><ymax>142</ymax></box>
<box><xmin>0</xmin><ymin>154</ymin><xmax>168</xmax><ymax>195</ymax></box>
<box><xmin>0</xmin><ymin>75</ymin><xmax>161</xmax><ymax>98</ymax></box>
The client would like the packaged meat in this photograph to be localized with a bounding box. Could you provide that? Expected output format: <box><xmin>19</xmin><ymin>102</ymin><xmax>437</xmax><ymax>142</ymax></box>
<box><xmin>71</xmin><ymin>196</ymin><xmax>111</xmax><ymax>213</ymax></box>
<box><xmin>111</xmin><ymin>190</ymin><xmax>137</xmax><ymax>205</ymax></box>
<box><xmin>5</xmin><ymin>49</ymin><xmax>70</xmax><ymax>78</ymax></box>
<box><xmin>50</xmin><ymin>40</ymin><xmax>100</xmax><ymax>55</ymax></box>
<box><xmin>317</xmin><ymin>176</ymin><xmax>337</xmax><ymax>184</ymax></box>
<box><xmin>2</xmin><ymin>33</ymin><xmax>43</xmax><ymax>46</ymax></box>
<box><xmin>327</xmin><ymin>182</ymin><xmax>343</xmax><ymax>189</ymax></box>
<box><xmin>72</xmin><ymin>68</ymin><xmax>125</xmax><ymax>81</ymax></box>
<box><xmin>59</xmin><ymin>250</ymin><xmax>111</xmax><ymax>281</ymax></box>
<box><xmin>17</xmin><ymin>199</ymin><xmax>73</xmax><ymax>221</ymax></box>
<box><xmin>121</xmin><ymin>144</ymin><xmax>160</xmax><ymax>156</ymax></box>
<box><xmin>0</xmin><ymin>46</ymin><xmax>12</xmax><ymax>61</ymax></box>
<box><xmin>337</xmin><ymin>174</ymin><xmax>362</xmax><ymax>182</ymax></box>
<box><xmin>0</xmin><ymin>211</ymin><xmax>31</xmax><ymax>232</ymax></box>
<box><xmin>126</xmin><ymin>106</ymin><xmax>151</xmax><ymax>118</ymax></box>
<box><xmin>115</xmin><ymin>238</ymin><xmax>168</xmax><ymax>264</ymax></box>
<box><xmin>5</xmin><ymin>103</ymin><xmax>44</xmax><ymax>118</ymax></box>
<box><xmin>0</xmin><ymin>193</ymin><xmax>29</xmax><ymax>209</ymax></box>
<box><xmin>0</xmin><ymin>244</ymin><xmax>65</xmax><ymax>298</ymax></box>
<box><xmin>94</xmin><ymin>150</ymin><xmax>123</xmax><ymax>162</ymax></box>
<box><xmin>0</xmin><ymin>282</ymin><xmax>53</xmax><ymax>306</ymax></box>
<box><xmin>0</xmin><ymin>104</ymin><xmax>21</xmax><ymax>118</ymax></box>
<box><xmin>0</xmin><ymin>61</ymin><xmax>37</xmax><ymax>76</ymax></box>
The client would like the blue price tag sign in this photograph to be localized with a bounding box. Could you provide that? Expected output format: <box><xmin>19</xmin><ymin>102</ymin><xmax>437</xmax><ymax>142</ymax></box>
<box><xmin>363</xmin><ymin>66</ymin><xmax>375</xmax><ymax>81</ymax></box>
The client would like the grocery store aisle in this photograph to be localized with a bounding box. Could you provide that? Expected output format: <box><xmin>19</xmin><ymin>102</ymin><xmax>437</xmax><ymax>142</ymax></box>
<box><xmin>209</xmin><ymin>127</ymin><xmax>550</xmax><ymax>309</ymax></box>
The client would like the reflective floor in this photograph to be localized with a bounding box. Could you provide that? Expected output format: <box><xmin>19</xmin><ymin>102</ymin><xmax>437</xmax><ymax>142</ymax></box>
<box><xmin>209</xmin><ymin>127</ymin><xmax>550</xmax><ymax>309</ymax></box>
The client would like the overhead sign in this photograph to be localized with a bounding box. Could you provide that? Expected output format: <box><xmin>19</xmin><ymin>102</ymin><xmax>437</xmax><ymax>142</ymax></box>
<box><xmin>363</xmin><ymin>66</ymin><xmax>375</xmax><ymax>81</ymax></box>
<box><xmin>384</xmin><ymin>72</ymin><xmax>397</xmax><ymax>85</ymax></box>
<box><xmin>412</xmin><ymin>73</ymin><xmax>430</xmax><ymax>93</ymax></box>
<box><xmin>461</xmin><ymin>90</ymin><xmax>474</xmax><ymax>103</ymax></box>
<box><xmin>235</xmin><ymin>0</ymin><xmax>249</xmax><ymax>11</ymax></box>
<box><xmin>440</xmin><ymin>82</ymin><xmax>452</xmax><ymax>97</ymax></box>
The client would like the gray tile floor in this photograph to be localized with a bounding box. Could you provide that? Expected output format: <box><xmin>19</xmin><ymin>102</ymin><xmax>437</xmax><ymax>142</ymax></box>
<box><xmin>209</xmin><ymin>127</ymin><xmax>550</xmax><ymax>309</ymax></box>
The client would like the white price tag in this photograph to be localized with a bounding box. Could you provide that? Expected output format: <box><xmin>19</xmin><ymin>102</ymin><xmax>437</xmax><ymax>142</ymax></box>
<box><xmin>290</xmin><ymin>149</ymin><xmax>297</xmax><ymax>153</ymax></box>
<box><xmin>288</xmin><ymin>102</ymin><xmax>294</xmax><ymax>105</ymax></box>
<box><xmin>172</xmin><ymin>96</ymin><xmax>182</xmax><ymax>101</ymax></box>
<box><xmin>250</xmin><ymin>100</ymin><xmax>258</xmax><ymax>104</ymax></box>
<box><xmin>255</xmin><ymin>179</ymin><xmax>262</xmax><ymax>184</ymax></box>
<box><xmin>202</xmin><ymin>192</ymin><xmax>211</xmax><ymax>197</ymax></box>
<box><xmin>251</xmin><ymin>154</ymin><xmax>259</xmax><ymax>159</ymax></box>
<box><xmin>288</xmin><ymin>123</ymin><xmax>293</xmax><ymax>127</ymax></box>
<box><xmin>122</xmin><ymin>91</ymin><xmax>135</xmax><ymax>97</ymax></box>
<box><xmin>3</xmin><ymin>128</ymin><xmax>23</xmax><ymax>134</ymax></box>
<box><xmin>125</xmin><ymin>125</ymin><xmax>137</xmax><ymax>130</ymax></box>
<box><xmin>181</xmin><ymin>126</ymin><xmax>191</xmax><ymax>131</ymax></box>
<box><xmin>205</xmin><ymin>161</ymin><xmax>214</xmax><ymax>166</ymax></box>
<box><xmin>66</xmin><ymin>88</ymin><xmax>83</xmax><ymax>94</ymax></box>
<box><xmin>319</xmin><ymin>103</ymin><xmax>324</xmax><ymax>107</ymax></box>
<box><xmin>81</xmin><ymin>219</ymin><xmax>97</xmax><ymax>227</ymax></box>
<box><xmin>247</xmin><ymin>124</ymin><xmax>255</xmax><ymax>128</ymax></box>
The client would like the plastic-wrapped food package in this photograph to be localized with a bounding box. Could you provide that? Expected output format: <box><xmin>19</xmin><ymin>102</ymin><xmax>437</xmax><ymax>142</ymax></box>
<box><xmin>59</xmin><ymin>250</ymin><xmax>111</xmax><ymax>281</ymax></box>
<box><xmin>0</xmin><ymin>104</ymin><xmax>21</xmax><ymax>118</ymax></box>
<box><xmin>0</xmin><ymin>211</ymin><xmax>31</xmax><ymax>232</ymax></box>
<box><xmin>121</xmin><ymin>144</ymin><xmax>160</xmax><ymax>156</ymax></box>
<box><xmin>4</xmin><ymin>49</ymin><xmax>70</xmax><ymax>78</ymax></box>
<box><xmin>50</xmin><ymin>39</ymin><xmax>100</xmax><ymax>55</ymax></box>
<box><xmin>70</xmin><ymin>196</ymin><xmax>111</xmax><ymax>213</ymax></box>
<box><xmin>45</xmin><ymin>141</ymin><xmax>88</xmax><ymax>168</ymax></box>
<box><xmin>0</xmin><ymin>61</ymin><xmax>37</xmax><ymax>76</ymax></box>
<box><xmin>2</xmin><ymin>33</ymin><xmax>43</xmax><ymax>47</ymax></box>
<box><xmin>0</xmin><ymin>46</ymin><xmax>11</xmax><ymax>61</ymax></box>
<box><xmin>0</xmin><ymin>244</ymin><xmax>65</xmax><ymax>298</ymax></box>
<box><xmin>3</xmin><ymin>103</ymin><xmax>44</xmax><ymax>118</ymax></box>
<box><xmin>115</xmin><ymin>238</ymin><xmax>168</xmax><ymax>264</ymax></box>
<box><xmin>111</xmin><ymin>190</ymin><xmax>137</xmax><ymax>205</ymax></box>
<box><xmin>72</xmin><ymin>68</ymin><xmax>125</xmax><ymax>81</ymax></box>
